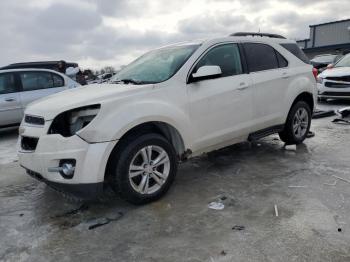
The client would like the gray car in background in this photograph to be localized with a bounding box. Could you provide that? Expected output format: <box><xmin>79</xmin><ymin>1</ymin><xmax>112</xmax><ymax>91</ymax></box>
<box><xmin>0</xmin><ymin>68</ymin><xmax>79</xmax><ymax>128</ymax></box>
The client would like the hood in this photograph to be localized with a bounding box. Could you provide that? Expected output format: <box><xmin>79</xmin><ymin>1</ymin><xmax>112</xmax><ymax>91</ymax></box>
<box><xmin>320</xmin><ymin>67</ymin><xmax>350</xmax><ymax>78</ymax></box>
<box><xmin>25</xmin><ymin>83</ymin><xmax>151</xmax><ymax>120</ymax></box>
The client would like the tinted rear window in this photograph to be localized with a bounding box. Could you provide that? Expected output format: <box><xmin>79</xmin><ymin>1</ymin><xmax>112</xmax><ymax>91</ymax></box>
<box><xmin>280</xmin><ymin>43</ymin><xmax>310</xmax><ymax>64</ymax></box>
<box><xmin>243</xmin><ymin>43</ymin><xmax>279</xmax><ymax>72</ymax></box>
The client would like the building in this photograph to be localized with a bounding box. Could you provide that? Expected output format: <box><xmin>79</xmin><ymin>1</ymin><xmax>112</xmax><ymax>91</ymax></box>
<box><xmin>297</xmin><ymin>19</ymin><xmax>350</xmax><ymax>59</ymax></box>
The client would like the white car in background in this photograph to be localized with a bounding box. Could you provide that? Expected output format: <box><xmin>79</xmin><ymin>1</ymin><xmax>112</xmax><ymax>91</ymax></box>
<box><xmin>317</xmin><ymin>54</ymin><xmax>350</xmax><ymax>100</ymax></box>
<box><xmin>0</xmin><ymin>68</ymin><xmax>79</xmax><ymax>128</ymax></box>
<box><xmin>18</xmin><ymin>33</ymin><xmax>316</xmax><ymax>204</ymax></box>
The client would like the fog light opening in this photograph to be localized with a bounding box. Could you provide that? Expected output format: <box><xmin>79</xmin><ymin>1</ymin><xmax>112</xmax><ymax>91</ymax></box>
<box><xmin>59</xmin><ymin>159</ymin><xmax>76</xmax><ymax>179</ymax></box>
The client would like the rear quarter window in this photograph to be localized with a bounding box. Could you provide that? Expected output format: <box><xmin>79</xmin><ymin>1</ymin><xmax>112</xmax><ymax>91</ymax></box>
<box><xmin>280</xmin><ymin>43</ymin><xmax>310</xmax><ymax>64</ymax></box>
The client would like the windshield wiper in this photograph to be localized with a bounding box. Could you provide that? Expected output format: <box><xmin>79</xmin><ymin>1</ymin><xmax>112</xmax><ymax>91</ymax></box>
<box><xmin>110</xmin><ymin>79</ymin><xmax>142</xmax><ymax>85</ymax></box>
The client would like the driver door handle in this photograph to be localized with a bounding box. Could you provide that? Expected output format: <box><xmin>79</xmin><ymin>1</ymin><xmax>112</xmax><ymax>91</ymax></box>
<box><xmin>237</xmin><ymin>82</ymin><xmax>249</xmax><ymax>90</ymax></box>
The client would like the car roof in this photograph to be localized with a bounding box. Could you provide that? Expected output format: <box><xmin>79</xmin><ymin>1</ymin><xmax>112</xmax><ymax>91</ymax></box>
<box><xmin>0</xmin><ymin>61</ymin><xmax>78</xmax><ymax>70</ymax></box>
<box><xmin>158</xmin><ymin>35</ymin><xmax>295</xmax><ymax>50</ymax></box>
<box><xmin>0</xmin><ymin>68</ymin><xmax>67</xmax><ymax>76</ymax></box>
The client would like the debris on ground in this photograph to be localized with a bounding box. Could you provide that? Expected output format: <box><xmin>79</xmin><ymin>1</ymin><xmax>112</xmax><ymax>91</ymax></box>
<box><xmin>288</xmin><ymin>185</ymin><xmax>308</xmax><ymax>188</ymax></box>
<box><xmin>323</xmin><ymin>180</ymin><xmax>337</xmax><ymax>186</ymax></box>
<box><xmin>333</xmin><ymin>107</ymin><xmax>350</xmax><ymax>125</ymax></box>
<box><xmin>232</xmin><ymin>225</ymin><xmax>245</xmax><ymax>231</ymax></box>
<box><xmin>87</xmin><ymin>211</ymin><xmax>124</xmax><ymax>230</ymax></box>
<box><xmin>284</xmin><ymin>144</ymin><xmax>296</xmax><ymax>151</ymax></box>
<box><xmin>220</xmin><ymin>250</ymin><xmax>227</xmax><ymax>256</ymax></box>
<box><xmin>52</xmin><ymin>203</ymin><xmax>89</xmax><ymax>218</ymax></box>
<box><xmin>312</xmin><ymin>109</ymin><xmax>336</xmax><ymax>119</ymax></box>
<box><xmin>274</xmin><ymin>205</ymin><xmax>279</xmax><ymax>217</ymax></box>
<box><xmin>332</xmin><ymin>175</ymin><xmax>350</xmax><ymax>184</ymax></box>
<box><xmin>333</xmin><ymin>118</ymin><xmax>350</xmax><ymax>125</ymax></box>
<box><xmin>338</xmin><ymin>228</ymin><xmax>342</xmax><ymax>232</ymax></box>
<box><xmin>208</xmin><ymin>202</ymin><xmax>225</xmax><ymax>210</ymax></box>
<box><xmin>306</xmin><ymin>131</ymin><xmax>315</xmax><ymax>138</ymax></box>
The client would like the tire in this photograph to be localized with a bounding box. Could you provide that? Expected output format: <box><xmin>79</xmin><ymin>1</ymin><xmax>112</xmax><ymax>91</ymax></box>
<box><xmin>279</xmin><ymin>101</ymin><xmax>311</xmax><ymax>145</ymax></box>
<box><xmin>109</xmin><ymin>133</ymin><xmax>177</xmax><ymax>205</ymax></box>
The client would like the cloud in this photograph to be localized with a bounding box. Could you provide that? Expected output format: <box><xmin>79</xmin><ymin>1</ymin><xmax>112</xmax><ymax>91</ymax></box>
<box><xmin>91</xmin><ymin>0</ymin><xmax>151</xmax><ymax>17</ymax></box>
<box><xmin>0</xmin><ymin>0</ymin><xmax>349</xmax><ymax>69</ymax></box>
<box><xmin>178</xmin><ymin>12</ymin><xmax>253</xmax><ymax>38</ymax></box>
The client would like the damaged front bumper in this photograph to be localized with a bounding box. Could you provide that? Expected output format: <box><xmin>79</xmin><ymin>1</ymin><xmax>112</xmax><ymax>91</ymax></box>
<box><xmin>23</xmin><ymin>167</ymin><xmax>104</xmax><ymax>199</ymax></box>
<box><xmin>18</xmin><ymin>121</ymin><xmax>118</xmax><ymax>199</ymax></box>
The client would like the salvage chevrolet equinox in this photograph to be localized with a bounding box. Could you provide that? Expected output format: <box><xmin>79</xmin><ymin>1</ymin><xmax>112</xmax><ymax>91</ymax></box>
<box><xmin>18</xmin><ymin>32</ymin><xmax>317</xmax><ymax>204</ymax></box>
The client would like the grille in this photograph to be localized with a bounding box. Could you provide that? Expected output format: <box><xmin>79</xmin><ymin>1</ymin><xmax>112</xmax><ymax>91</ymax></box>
<box><xmin>325</xmin><ymin>82</ymin><xmax>350</xmax><ymax>88</ymax></box>
<box><xmin>24</xmin><ymin>115</ymin><xmax>45</xmax><ymax>126</ymax></box>
<box><xmin>325</xmin><ymin>76</ymin><xmax>350</xmax><ymax>82</ymax></box>
<box><xmin>21</xmin><ymin>136</ymin><xmax>39</xmax><ymax>151</ymax></box>
<box><xmin>322</xmin><ymin>91</ymin><xmax>350</xmax><ymax>96</ymax></box>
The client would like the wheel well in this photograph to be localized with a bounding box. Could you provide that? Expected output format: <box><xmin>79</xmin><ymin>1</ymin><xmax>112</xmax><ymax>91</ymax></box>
<box><xmin>118</xmin><ymin>122</ymin><xmax>185</xmax><ymax>155</ymax></box>
<box><xmin>104</xmin><ymin>122</ymin><xmax>186</xmax><ymax>183</ymax></box>
<box><xmin>292</xmin><ymin>92</ymin><xmax>314</xmax><ymax>111</ymax></box>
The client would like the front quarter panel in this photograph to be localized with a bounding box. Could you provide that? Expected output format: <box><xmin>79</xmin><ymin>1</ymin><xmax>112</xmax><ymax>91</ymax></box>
<box><xmin>77</xmin><ymin>89</ymin><xmax>193</xmax><ymax>149</ymax></box>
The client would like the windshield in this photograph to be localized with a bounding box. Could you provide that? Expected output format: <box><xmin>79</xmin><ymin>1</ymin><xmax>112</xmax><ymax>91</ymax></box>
<box><xmin>334</xmin><ymin>54</ymin><xmax>350</xmax><ymax>68</ymax></box>
<box><xmin>111</xmin><ymin>44</ymin><xmax>200</xmax><ymax>84</ymax></box>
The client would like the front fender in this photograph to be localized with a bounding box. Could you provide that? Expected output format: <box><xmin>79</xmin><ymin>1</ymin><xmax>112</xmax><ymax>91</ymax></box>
<box><xmin>78</xmin><ymin>100</ymin><xmax>193</xmax><ymax>149</ymax></box>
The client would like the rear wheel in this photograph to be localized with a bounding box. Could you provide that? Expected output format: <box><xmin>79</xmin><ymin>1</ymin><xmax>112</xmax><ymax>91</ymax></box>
<box><xmin>109</xmin><ymin>133</ymin><xmax>177</xmax><ymax>204</ymax></box>
<box><xmin>279</xmin><ymin>101</ymin><xmax>311</xmax><ymax>145</ymax></box>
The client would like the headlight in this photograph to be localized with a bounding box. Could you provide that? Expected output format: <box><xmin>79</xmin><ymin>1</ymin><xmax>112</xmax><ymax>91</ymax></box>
<box><xmin>48</xmin><ymin>104</ymin><xmax>100</xmax><ymax>137</ymax></box>
<box><xmin>316</xmin><ymin>76</ymin><xmax>323</xmax><ymax>84</ymax></box>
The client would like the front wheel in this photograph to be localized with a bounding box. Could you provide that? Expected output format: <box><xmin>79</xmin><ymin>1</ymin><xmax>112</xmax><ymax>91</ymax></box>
<box><xmin>279</xmin><ymin>101</ymin><xmax>311</xmax><ymax>145</ymax></box>
<box><xmin>109</xmin><ymin>133</ymin><xmax>177</xmax><ymax>204</ymax></box>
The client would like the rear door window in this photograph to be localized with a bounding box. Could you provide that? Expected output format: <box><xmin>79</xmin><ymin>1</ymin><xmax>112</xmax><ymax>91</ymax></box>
<box><xmin>243</xmin><ymin>43</ymin><xmax>279</xmax><ymax>72</ymax></box>
<box><xmin>280</xmin><ymin>43</ymin><xmax>310</xmax><ymax>64</ymax></box>
<box><xmin>0</xmin><ymin>73</ymin><xmax>16</xmax><ymax>94</ymax></box>
<box><xmin>20</xmin><ymin>71</ymin><xmax>54</xmax><ymax>91</ymax></box>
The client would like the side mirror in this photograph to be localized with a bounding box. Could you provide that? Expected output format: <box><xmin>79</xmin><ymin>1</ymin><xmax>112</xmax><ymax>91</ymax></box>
<box><xmin>191</xmin><ymin>65</ymin><xmax>222</xmax><ymax>81</ymax></box>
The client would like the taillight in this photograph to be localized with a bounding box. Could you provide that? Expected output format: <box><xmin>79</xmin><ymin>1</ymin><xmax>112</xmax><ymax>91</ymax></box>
<box><xmin>312</xmin><ymin>68</ymin><xmax>318</xmax><ymax>80</ymax></box>
<box><xmin>327</xmin><ymin>64</ymin><xmax>334</xmax><ymax>69</ymax></box>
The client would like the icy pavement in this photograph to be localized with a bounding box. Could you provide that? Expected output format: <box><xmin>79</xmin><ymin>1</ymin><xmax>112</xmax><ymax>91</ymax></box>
<box><xmin>0</xmin><ymin>128</ymin><xmax>18</xmax><ymax>165</ymax></box>
<box><xmin>1</xmin><ymin>101</ymin><xmax>350</xmax><ymax>261</ymax></box>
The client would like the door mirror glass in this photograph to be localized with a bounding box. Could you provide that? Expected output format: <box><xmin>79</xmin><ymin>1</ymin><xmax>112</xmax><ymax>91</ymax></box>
<box><xmin>192</xmin><ymin>65</ymin><xmax>222</xmax><ymax>80</ymax></box>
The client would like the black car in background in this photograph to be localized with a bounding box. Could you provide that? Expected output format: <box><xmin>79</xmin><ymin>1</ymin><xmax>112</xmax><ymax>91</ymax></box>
<box><xmin>0</xmin><ymin>61</ymin><xmax>78</xmax><ymax>71</ymax></box>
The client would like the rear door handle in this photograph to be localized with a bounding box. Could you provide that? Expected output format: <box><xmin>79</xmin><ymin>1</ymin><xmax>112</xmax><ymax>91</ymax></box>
<box><xmin>4</xmin><ymin>98</ymin><xmax>16</xmax><ymax>102</ymax></box>
<box><xmin>237</xmin><ymin>82</ymin><xmax>249</xmax><ymax>90</ymax></box>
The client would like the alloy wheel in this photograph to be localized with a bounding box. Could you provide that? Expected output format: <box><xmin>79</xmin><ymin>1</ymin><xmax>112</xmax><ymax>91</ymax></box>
<box><xmin>128</xmin><ymin>145</ymin><xmax>170</xmax><ymax>195</ymax></box>
<box><xmin>293</xmin><ymin>107</ymin><xmax>309</xmax><ymax>139</ymax></box>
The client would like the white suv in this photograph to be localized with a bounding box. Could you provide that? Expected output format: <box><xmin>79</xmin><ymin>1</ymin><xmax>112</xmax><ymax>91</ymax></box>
<box><xmin>18</xmin><ymin>33</ymin><xmax>317</xmax><ymax>204</ymax></box>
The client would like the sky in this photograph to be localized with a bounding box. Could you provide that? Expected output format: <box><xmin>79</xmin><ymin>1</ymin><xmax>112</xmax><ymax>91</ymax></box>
<box><xmin>0</xmin><ymin>0</ymin><xmax>349</xmax><ymax>70</ymax></box>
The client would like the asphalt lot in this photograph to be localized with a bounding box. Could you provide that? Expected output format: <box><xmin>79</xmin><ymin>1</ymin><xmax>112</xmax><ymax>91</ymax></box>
<box><xmin>1</xmin><ymin>100</ymin><xmax>350</xmax><ymax>262</ymax></box>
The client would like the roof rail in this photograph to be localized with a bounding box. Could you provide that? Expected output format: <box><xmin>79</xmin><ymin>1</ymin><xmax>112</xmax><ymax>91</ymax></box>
<box><xmin>230</xmin><ymin>32</ymin><xmax>286</xmax><ymax>39</ymax></box>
